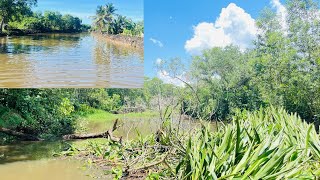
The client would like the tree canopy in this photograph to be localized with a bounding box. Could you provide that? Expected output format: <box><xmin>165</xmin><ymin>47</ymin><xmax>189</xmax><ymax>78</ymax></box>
<box><xmin>0</xmin><ymin>0</ymin><xmax>37</xmax><ymax>32</ymax></box>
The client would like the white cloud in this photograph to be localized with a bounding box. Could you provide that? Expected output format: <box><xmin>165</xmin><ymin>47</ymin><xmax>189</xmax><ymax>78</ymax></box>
<box><xmin>156</xmin><ymin>58</ymin><xmax>163</xmax><ymax>65</ymax></box>
<box><xmin>157</xmin><ymin>70</ymin><xmax>185</xmax><ymax>87</ymax></box>
<box><xmin>185</xmin><ymin>3</ymin><xmax>257</xmax><ymax>55</ymax></box>
<box><xmin>271</xmin><ymin>0</ymin><xmax>288</xmax><ymax>31</ymax></box>
<box><xmin>150</xmin><ymin>38</ymin><xmax>164</xmax><ymax>47</ymax></box>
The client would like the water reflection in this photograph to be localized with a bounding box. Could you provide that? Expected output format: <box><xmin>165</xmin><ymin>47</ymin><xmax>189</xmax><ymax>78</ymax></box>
<box><xmin>0</xmin><ymin>33</ymin><xmax>143</xmax><ymax>88</ymax></box>
<box><xmin>0</xmin><ymin>141</ymin><xmax>65</xmax><ymax>164</ymax></box>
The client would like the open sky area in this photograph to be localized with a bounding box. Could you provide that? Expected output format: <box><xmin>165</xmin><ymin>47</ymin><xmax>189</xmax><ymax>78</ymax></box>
<box><xmin>145</xmin><ymin>0</ymin><xmax>286</xmax><ymax>83</ymax></box>
<box><xmin>33</xmin><ymin>0</ymin><xmax>143</xmax><ymax>25</ymax></box>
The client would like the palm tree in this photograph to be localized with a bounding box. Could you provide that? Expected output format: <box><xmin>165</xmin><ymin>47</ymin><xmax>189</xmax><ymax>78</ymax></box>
<box><xmin>93</xmin><ymin>3</ymin><xmax>117</xmax><ymax>33</ymax></box>
<box><xmin>110</xmin><ymin>15</ymin><xmax>128</xmax><ymax>34</ymax></box>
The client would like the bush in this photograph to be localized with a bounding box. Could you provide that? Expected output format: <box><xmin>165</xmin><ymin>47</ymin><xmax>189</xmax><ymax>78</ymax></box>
<box><xmin>22</xmin><ymin>17</ymin><xmax>45</xmax><ymax>30</ymax></box>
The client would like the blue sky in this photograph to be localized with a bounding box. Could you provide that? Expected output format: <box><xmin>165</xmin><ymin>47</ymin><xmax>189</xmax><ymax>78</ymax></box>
<box><xmin>33</xmin><ymin>0</ymin><xmax>143</xmax><ymax>25</ymax></box>
<box><xmin>145</xmin><ymin>0</ymin><xmax>286</xmax><ymax>79</ymax></box>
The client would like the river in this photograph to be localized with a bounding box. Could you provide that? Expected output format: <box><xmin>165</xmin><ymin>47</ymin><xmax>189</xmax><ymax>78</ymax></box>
<box><xmin>0</xmin><ymin>116</ymin><xmax>216</xmax><ymax>179</ymax></box>
<box><xmin>0</xmin><ymin>140</ymin><xmax>106</xmax><ymax>179</ymax></box>
<box><xmin>0</xmin><ymin>33</ymin><xmax>143</xmax><ymax>88</ymax></box>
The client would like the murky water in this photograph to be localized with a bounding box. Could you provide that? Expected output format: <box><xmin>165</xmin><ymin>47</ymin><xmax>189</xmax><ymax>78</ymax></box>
<box><xmin>0</xmin><ymin>159</ymin><xmax>98</xmax><ymax>180</ymax></box>
<box><xmin>0</xmin><ymin>33</ymin><xmax>143</xmax><ymax>88</ymax></box>
<box><xmin>0</xmin><ymin>117</ymin><xmax>216</xmax><ymax>179</ymax></box>
<box><xmin>0</xmin><ymin>140</ymin><xmax>106</xmax><ymax>179</ymax></box>
<box><xmin>86</xmin><ymin>116</ymin><xmax>217</xmax><ymax>141</ymax></box>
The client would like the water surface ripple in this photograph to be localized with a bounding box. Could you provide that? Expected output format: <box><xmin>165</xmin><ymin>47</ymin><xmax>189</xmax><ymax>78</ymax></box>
<box><xmin>0</xmin><ymin>33</ymin><xmax>144</xmax><ymax>88</ymax></box>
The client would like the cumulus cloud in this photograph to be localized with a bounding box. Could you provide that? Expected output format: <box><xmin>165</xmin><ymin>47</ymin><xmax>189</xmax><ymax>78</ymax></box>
<box><xmin>185</xmin><ymin>3</ymin><xmax>257</xmax><ymax>55</ymax></box>
<box><xmin>157</xmin><ymin>70</ymin><xmax>185</xmax><ymax>87</ymax></box>
<box><xmin>271</xmin><ymin>0</ymin><xmax>288</xmax><ymax>31</ymax></box>
<box><xmin>150</xmin><ymin>38</ymin><xmax>164</xmax><ymax>47</ymax></box>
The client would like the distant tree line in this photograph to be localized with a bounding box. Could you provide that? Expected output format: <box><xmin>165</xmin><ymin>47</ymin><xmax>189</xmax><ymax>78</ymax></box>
<box><xmin>9</xmin><ymin>11</ymin><xmax>90</xmax><ymax>33</ymax></box>
<box><xmin>0</xmin><ymin>0</ymin><xmax>90</xmax><ymax>35</ymax></box>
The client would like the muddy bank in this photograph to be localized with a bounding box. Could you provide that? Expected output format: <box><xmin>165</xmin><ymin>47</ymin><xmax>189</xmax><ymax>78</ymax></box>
<box><xmin>97</xmin><ymin>33</ymin><xmax>143</xmax><ymax>49</ymax></box>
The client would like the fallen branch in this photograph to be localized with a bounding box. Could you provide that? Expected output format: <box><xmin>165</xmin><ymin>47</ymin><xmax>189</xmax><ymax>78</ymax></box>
<box><xmin>63</xmin><ymin>119</ymin><xmax>122</xmax><ymax>144</ymax></box>
<box><xmin>126</xmin><ymin>148</ymin><xmax>172</xmax><ymax>173</ymax></box>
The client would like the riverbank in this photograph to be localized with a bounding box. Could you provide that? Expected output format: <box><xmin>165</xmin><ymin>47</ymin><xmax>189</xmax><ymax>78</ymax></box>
<box><xmin>61</xmin><ymin>108</ymin><xmax>320</xmax><ymax>179</ymax></box>
<box><xmin>75</xmin><ymin>110</ymin><xmax>159</xmax><ymax>139</ymax></box>
<box><xmin>0</xmin><ymin>110</ymin><xmax>159</xmax><ymax>179</ymax></box>
<box><xmin>0</xmin><ymin>30</ymin><xmax>143</xmax><ymax>49</ymax></box>
<box><xmin>92</xmin><ymin>32</ymin><xmax>143</xmax><ymax>49</ymax></box>
<box><xmin>0</xmin><ymin>29</ymin><xmax>88</xmax><ymax>37</ymax></box>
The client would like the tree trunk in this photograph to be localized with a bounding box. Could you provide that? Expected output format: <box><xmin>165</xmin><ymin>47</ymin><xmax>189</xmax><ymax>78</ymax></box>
<box><xmin>0</xmin><ymin>127</ymin><xmax>43</xmax><ymax>141</ymax></box>
<box><xmin>0</xmin><ymin>18</ymin><xmax>4</xmax><ymax>33</ymax></box>
<box><xmin>63</xmin><ymin>119</ymin><xmax>122</xmax><ymax>143</ymax></box>
<box><xmin>62</xmin><ymin>130</ymin><xmax>121</xmax><ymax>143</ymax></box>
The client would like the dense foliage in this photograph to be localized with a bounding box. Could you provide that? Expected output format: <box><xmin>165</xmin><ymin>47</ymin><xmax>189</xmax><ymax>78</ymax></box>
<box><xmin>0</xmin><ymin>0</ymin><xmax>37</xmax><ymax>33</ymax></box>
<box><xmin>0</xmin><ymin>88</ymin><xmax>148</xmax><ymax>139</ymax></box>
<box><xmin>176</xmin><ymin>107</ymin><xmax>320</xmax><ymax>179</ymax></box>
<box><xmin>92</xmin><ymin>3</ymin><xmax>144</xmax><ymax>37</ymax></box>
<box><xmin>176</xmin><ymin>0</ymin><xmax>320</xmax><ymax>125</ymax></box>
<box><xmin>0</xmin><ymin>0</ymin><xmax>89</xmax><ymax>34</ymax></box>
<box><xmin>8</xmin><ymin>10</ymin><xmax>89</xmax><ymax>33</ymax></box>
<box><xmin>63</xmin><ymin>107</ymin><xmax>320</xmax><ymax>179</ymax></box>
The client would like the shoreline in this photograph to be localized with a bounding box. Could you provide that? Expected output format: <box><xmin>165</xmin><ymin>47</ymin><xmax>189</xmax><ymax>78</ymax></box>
<box><xmin>91</xmin><ymin>32</ymin><xmax>143</xmax><ymax>50</ymax></box>
<box><xmin>0</xmin><ymin>30</ymin><xmax>86</xmax><ymax>37</ymax></box>
<box><xmin>0</xmin><ymin>31</ymin><xmax>144</xmax><ymax>50</ymax></box>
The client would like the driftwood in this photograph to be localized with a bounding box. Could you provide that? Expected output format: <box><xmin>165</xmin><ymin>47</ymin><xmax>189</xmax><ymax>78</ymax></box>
<box><xmin>0</xmin><ymin>127</ymin><xmax>43</xmax><ymax>141</ymax></box>
<box><xmin>62</xmin><ymin>119</ymin><xmax>122</xmax><ymax>144</ymax></box>
<box><xmin>0</xmin><ymin>119</ymin><xmax>122</xmax><ymax>143</ymax></box>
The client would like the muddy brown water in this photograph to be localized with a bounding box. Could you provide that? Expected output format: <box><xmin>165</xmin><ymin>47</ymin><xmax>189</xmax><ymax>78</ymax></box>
<box><xmin>0</xmin><ymin>117</ymin><xmax>216</xmax><ymax>179</ymax></box>
<box><xmin>0</xmin><ymin>33</ymin><xmax>143</xmax><ymax>88</ymax></box>
<box><xmin>0</xmin><ymin>159</ymin><xmax>100</xmax><ymax>180</ymax></box>
<box><xmin>0</xmin><ymin>140</ymin><xmax>107</xmax><ymax>179</ymax></box>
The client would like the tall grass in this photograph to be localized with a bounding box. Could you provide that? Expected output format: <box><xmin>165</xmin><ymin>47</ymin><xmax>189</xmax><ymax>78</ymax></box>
<box><xmin>176</xmin><ymin>107</ymin><xmax>320</xmax><ymax>179</ymax></box>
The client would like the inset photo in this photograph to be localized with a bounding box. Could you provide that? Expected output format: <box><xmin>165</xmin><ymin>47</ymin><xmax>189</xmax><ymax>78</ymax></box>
<box><xmin>0</xmin><ymin>0</ymin><xmax>143</xmax><ymax>88</ymax></box>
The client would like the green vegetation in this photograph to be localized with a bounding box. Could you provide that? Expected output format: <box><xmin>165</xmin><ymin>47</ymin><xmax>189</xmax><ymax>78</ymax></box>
<box><xmin>0</xmin><ymin>0</ymin><xmax>37</xmax><ymax>33</ymax></box>
<box><xmin>63</xmin><ymin>108</ymin><xmax>320</xmax><ymax>179</ymax></box>
<box><xmin>173</xmin><ymin>0</ymin><xmax>320</xmax><ymax>125</ymax></box>
<box><xmin>0</xmin><ymin>1</ymin><xmax>142</xmax><ymax>37</ymax></box>
<box><xmin>0</xmin><ymin>0</ymin><xmax>89</xmax><ymax>35</ymax></box>
<box><xmin>0</xmin><ymin>88</ymin><xmax>153</xmax><ymax>140</ymax></box>
<box><xmin>8</xmin><ymin>11</ymin><xmax>90</xmax><ymax>33</ymax></box>
<box><xmin>1</xmin><ymin>0</ymin><xmax>319</xmax><ymax>179</ymax></box>
<box><xmin>176</xmin><ymin>107</ymin><xmax>320</xmax><ymax>179</ymax></box>
<box><xmin>57</xmin><ymin>0</ymin><xmax>319</xmax><ymax>178</ymax></box>
<box><xmin>8</xmin><ymin>11</ymin><xmax>89</xmax><ymax>33</ymax></box>
<box><xmin>92</xmin><ymin>3</ymin><xmax>144</xmax><ymax>37</ymax></box>
<box><xmin>80</xmin><ymin>110</ymin><xmax>158</xmax><ymax>123</ymax></box>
